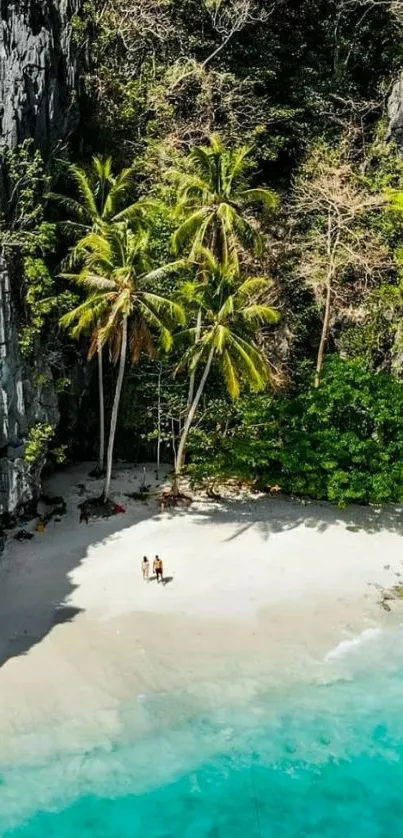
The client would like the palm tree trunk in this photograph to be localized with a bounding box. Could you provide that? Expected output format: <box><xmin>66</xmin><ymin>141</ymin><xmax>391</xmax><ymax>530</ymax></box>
<box><xmin>103</xmin><ymin>316</ymin><xmax>128</xmax><ymax>501</ymax></box>
<box><xmin>97</xmin><ymin>341</ymin><xmax>105</xmax><ymax>472</ymax></box>
<box><xmin>174</xmin><ymin>346</ymin><xmax>215</xmax><ymax>494</ymax></box>
<box><xmin>186</xmin><ymin>308</ymin><xmax>202</xmax><ymax>408</ymax></box>
<box><xmin>314</xmin><ymin>275</ymin><xmax>332</xmax><ymax>388</ymax></box>
<box><xmin>156</xmin><ymin>363</ymin><xmax>162</xmax><ymax>479</ymax></box>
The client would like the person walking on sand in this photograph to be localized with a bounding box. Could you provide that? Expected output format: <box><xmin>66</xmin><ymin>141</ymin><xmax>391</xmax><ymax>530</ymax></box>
<box><xmin>141</xmin><ymin>556</ymin><xmax>150</xmax><ymax>582</ymax></box>
<box><xmin>153</xmin><ymin>554</ymin><xmax>163</xmax><ymax>583</ymax></box>
<box><xmin>79</xmin><ymin>505</ymin><xmax>89</xmax><ymax>524</ymax></box>
<box><xmin>142</xmin><ymin>555</ymin><xmax>150</xmax><ymax>582</ymax></box>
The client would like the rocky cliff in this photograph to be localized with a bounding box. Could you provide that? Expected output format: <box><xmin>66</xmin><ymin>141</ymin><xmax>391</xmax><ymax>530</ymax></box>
<box><xmin>388</xmin><ymin>72</ymin><xmax>403</xmax><ymax>146</ymax></box>
<box><xmin>0</xmin><ymin>0</ymin><xmax>81</xmax><ymax>514</ymax></box>
<box><xmin>0</xmin><ymin>0</ymin><xmax>80</xmax><ymax>146</ymax></box>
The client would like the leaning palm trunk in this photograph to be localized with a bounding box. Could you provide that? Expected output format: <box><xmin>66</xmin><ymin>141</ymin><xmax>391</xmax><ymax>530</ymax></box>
<box><xmin>156</xmin><ymin>363</ymin><xmax>162</xmax><ymax>479</ymax></box>
<box><xmin>97</xmin><ymin>341</ymin><xmax>105</xmax><ymax>472</ymax></box>
<box><xmin>103</xmin><ymin>316</ymin><xmax>128</xmax><ymax>501</ymax></box>
<box><xmin>186</xmin><ymin>308</ymin><xmax>202</xmax><ymax>408</ymax></box>
<box><xmin>174</xmin><ymin>346</ymin><xmax>215</xmax><ymax>494</ymax></box>
<box><xmin>314</xmin><ymin>272</ymin><xmax>333</xmax><ymax>388</ymax></box>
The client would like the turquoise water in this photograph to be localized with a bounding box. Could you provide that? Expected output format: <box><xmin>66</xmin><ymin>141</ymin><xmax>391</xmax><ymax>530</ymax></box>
<box><xmin>2</xmin><ymin>628</ymin><xmax>403</xmax><ymax>837</ymax></box>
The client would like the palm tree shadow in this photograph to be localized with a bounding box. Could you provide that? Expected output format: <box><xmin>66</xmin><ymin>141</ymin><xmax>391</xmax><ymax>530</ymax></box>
<box><xmin>185</xmin><ymin>495</ymin><xmax>403</xmax><ymax>541</ymax></box>
<box><xmin>2</xmin><ymin>475</ymin><xmax>403</xmax><ymax>671</ymax></box>
<box><xmin>224</xmin><ymin>522</ymin><xmax>254</xmax><ymax>542</ymax></box>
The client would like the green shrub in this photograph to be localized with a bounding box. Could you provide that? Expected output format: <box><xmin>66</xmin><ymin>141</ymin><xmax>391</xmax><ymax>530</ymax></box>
<box><xmin>189</xmin><ymin>358</ymin><xmax>403</xmax><ymax>506</ymax></box>
<box><xmin>24</xmin><ymin>424</ymin><xmax>55</xmax><ymax>465</ymax></box>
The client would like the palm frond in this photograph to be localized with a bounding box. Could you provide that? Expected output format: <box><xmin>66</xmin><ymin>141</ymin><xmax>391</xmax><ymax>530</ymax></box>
<box><xmin>177</xmin><ymin>341</ymin><xmax>210</xmax><ymax>376</ymax></box>
<box><xmin>230</xmin><ymin>210</ymin><xmax>262</xmax><ymax>253</ymax></box>
<box><xmin>59</xmin><ymin>294</ymin><xmax>107</xmax><ymax>333</ymax></box>
<box><xmin>57</xmin><ymin>220</ymin><xmax>89</xmax><ymax>240</ymax></box>
<box><xmin>46</xmin><ymin>193</ymin><xmax>89</xmax><ymax>223</ymax></box>
<box><xmin>177</xmin><ymin>279</ymin><xmax>205</xmax><ymax>307</ymax></box>
<box><xmin>137</xmin><ymin>300</ymin><xmax>168</xmax><ymax>334</ymax></box>
<box><xmin>172</xmin><ymin>209</ymin><xmax>209</xmax><ymax>254</ymax></box>
<box><xmin>194</xmin><ymin>246</ymin><xmax>220</xmax><ymax>275</ymax></box>
<box><xmin>222</xmin><ymin>349</ymin><xmax>241</xmax><ymax>398</ymax></box>
<box><xmin>174</xmin><ymin>173</ymin><xmax>212</xmax><ymax>199</ymax></box>
<box><xmin>160</xmin><ymin>326</ymin><xmax>174</xmax><ymax>352</ymax></box>
<box><xmin>241</xmin><ymin>304</ymin><xmax>280</xmax><ymax>325</ymax></box>
<box><xmin>103</xmin><ymin>167</ymin><xmax>135</xmax><ymax>219</ymax></box>
<box><xmin>69</xmin><ymin>164</ymin><xmax>98</xmax><ymax>217</ymax></box>
<box><xmin>239</xmin><ymin>187</ymin><xmax>279</xmax><ymax>209</ymax></box>
<box><xmin>227</xmin><ymin>145</ymin><xmax>252</xmax><ymax>190</ymax></box>
<box><xmin>144</xmin><ymin>259</ymin><xmax>188</xmax><ymax>283</ymax></box>
<box><xmin>141</xmin><ymin>292</ymin><xmax>186</xmax><ymax>326</ymax></box>
<box><xmin>209</xmin><ymin>134</ymin><xmax>225</xmax><ymax>154</ymax></box>
<box><xmin>97</xmin><ymin>297</ymin><xmax>127</xmax><ymax>349</ymax></box>
<box><xmin>75</xmin><ymin>231</ymin><xmax>114</xmax><ymax>266</ymax></box>
<box><xmin>213</xmin><ymin>324</ymin><xmax>229</xmax><ymax>354</ymax></box>
<box><xmin>189</xmin><ymin>146</ymin><xmax>215</xmax><ymax>182</ymax></box>
<box><xmin>235</xmin><ymin>276</ymin><xmax>271</xmax><ymax>299</ymax></box>
<box><xmin>130</xmin><ymin>319</ymin><xmax>156</xmax><ymax>363</ymax></box>
<box><xmin>60</xmin><ymin>271</ymin><xmax>115</xmax><ymax>292</ymax></box>
<box><xmin>227</xmin><ymin>334</ymin><xmax>270</xmax><ymax>391</ymax></box>
<box><xmin>111</xmin><ymin>202</ymin><xmax>145</xmax><ymax>225</ymax></box>
<box><xmin>217</xmin><ymin>295</ymin><xmax>235</xmax><ymax>321</ymax></box>
<box><xmin>92</xmin><ymin>155</ymin><xmax>114</xmax><ymax>185</ymax></box>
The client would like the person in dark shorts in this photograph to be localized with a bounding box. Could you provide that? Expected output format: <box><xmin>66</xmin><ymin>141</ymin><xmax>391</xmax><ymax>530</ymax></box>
<box><xmin>142</xmin><ymin>555</ymin><xmax>150</xmax><ymax>581</ymax></box>
<box><xmin>79</xmin><ymin>506</ymin><xmax>89</xmax><ymax>524</ymax></box>
<box><xmin>153</xmin><ymin>555</ymin><xmax>163</xmax><ymax>583</ymax></box>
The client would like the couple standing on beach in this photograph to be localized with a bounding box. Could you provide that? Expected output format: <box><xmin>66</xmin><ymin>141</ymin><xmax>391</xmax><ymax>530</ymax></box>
<box><xmin>142</xmin><ymin>555</ymin><xmax>164</xmax><ymax>583</ymax></box>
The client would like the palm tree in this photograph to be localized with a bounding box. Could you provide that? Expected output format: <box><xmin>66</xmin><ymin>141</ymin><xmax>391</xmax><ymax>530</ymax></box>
<box><xmin>169</xmin><ymin>134</ymin><xmax>278</xmax><ymax>407</ymax></box>
<box><xmin>59</xmin><ymin>291</ymin><xmax>109</xmax><ymax>472</ymax></box>
<box><xmin>173</xmin><ymin>250</ymin><xmax>280</xmax><ymax>493</ymax></box>
<box><xmin>170</xmin><ymin>134</ymin><xmax>278</xmax><ymax>267</ymax></box>
<box><xmin>52</xmin><ymin>156</ymin><xmax>144</xmax><ymax>474</ymax></box>
<box><xmin>61</xmin><ymin>225</ymin><xmax>185</xmax><ymax>501</ymax></box>
<box><xmin>49</xmin><ymin>155</ymin><xmax>144</xmax><ymax>240</ymax></box>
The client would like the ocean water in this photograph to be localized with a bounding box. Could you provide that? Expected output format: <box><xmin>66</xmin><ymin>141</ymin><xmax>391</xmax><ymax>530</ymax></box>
<box><xmin>1</xmin><ymin>626</ymin><xmax>403</xmax><ymax>837</ymax></box>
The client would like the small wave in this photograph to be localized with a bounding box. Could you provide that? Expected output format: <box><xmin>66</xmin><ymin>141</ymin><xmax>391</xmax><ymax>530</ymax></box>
<box><xmin>324</xmin><ymin>628</ymin><xmax>382</xmax><ymax>662</ymax></box>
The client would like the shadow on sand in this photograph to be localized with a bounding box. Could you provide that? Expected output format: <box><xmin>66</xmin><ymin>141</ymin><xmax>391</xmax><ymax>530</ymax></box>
<box><xmin>149</xmin><ymin>574</ymin><xmax>174</xmax><ymax>585</ymax></box>
<box><xmin>0</xmin><ymin>482</ymin><xmax>402</xmax><ymax>670</ymax></box>
<box><xmin>187</xmin><ymin>494</ymin><xmax>403</xmax><ymax>542</ymax></box>
<box><xmin>0</xmin><ymin>501</ymin><xmax>155</xmax><ymax>669</ymax></box>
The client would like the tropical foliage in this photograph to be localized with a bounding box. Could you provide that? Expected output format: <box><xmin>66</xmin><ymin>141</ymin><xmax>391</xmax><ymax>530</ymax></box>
<box><xmin>187</xmin><ymin>358</ymin><xmax>403</xmax><ymax>507</ymax></box>
<box><xmin>6</xmin><ymin>0</ymin><xmax>403</xmax><ymax>507</ymax></box>
<box><xmin>169</xmin><ymin>135</ymin><xmax>278</xmax><ymax>265</ymax></box>
<box><xmin>61</xmin><ymin>223</ymin><xmax>185</xmax><ymax>499</ymax></box>
<box><xmin>173</xmin><ymin>250</ymin><xmax>280</xmax><ymax>488</ymax></box>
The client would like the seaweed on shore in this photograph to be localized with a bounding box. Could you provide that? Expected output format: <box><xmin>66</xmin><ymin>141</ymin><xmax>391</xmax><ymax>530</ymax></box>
<box><xmin>78</xmin><ymin>497</ymin><xmax>126</xmax><ymax>519</ymax></box>
<box><xmin>379</xmin><ymin>584</ymin><xmax>403</xmax><ymax>612</ymax></box>
<box><xmin>157</xmin><ymin>488</ymin><xmax>193</xmax><ymax>511</ymax></box>
<box><xmin>125</xmin><ymin>490</ymin><xmax>149</xmax><ymax>502</ymax></box>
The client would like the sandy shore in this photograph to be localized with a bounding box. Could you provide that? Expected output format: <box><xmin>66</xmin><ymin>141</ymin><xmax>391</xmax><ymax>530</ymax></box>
<box><xmin>0</xmin><ymin>462</ymin><xmax>403</xmax><ymax>763</ymax></box>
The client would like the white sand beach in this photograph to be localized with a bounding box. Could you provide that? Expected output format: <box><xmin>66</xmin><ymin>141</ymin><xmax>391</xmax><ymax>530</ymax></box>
<box><xmin>0</xmin><ymin>463</ymin><xmax>403</xmax><ymax>763</ymax></box>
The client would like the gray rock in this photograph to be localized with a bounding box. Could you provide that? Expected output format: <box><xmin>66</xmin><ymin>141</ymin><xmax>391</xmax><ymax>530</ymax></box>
<box><xmin>0</xmin><ymin>0</ymin><xmax>81</xmax><ymax>147</ymax></box>
<box><xmin>0</xmin><ymin>257</ymin><xmax>60</xmax><ymax>513</ymax></box>
<box><xmin>388</xmin><ymin>71</ymin><xmax>403</xmax><ymax>147</ymax></box>
<box><xmin>0</xmin><ymin>1</ymin><xmax>81</xmax><ymax>514</ymax></box>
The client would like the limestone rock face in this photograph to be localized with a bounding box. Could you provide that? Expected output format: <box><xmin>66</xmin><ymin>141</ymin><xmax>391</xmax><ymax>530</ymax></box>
<box><xmin>388</xmin><ymin>71</ymin><xmax>403</xmax><ymax>147</ymax></box>
<box><xmin>0</xmin><ymin>0</ymin><xmax>80</xmax><ymax>147</ymax></box>
<box><xmin>0</xmin><ymin>1</ymin><xmax>80</xmax><ymax>514</ymax></box>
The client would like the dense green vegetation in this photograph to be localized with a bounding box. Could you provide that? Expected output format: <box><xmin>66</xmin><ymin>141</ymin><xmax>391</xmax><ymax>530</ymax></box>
<box><xmin>4</xmin><ymin>0</ymin><xmax>403</xmax><ymax>505</ymax></box>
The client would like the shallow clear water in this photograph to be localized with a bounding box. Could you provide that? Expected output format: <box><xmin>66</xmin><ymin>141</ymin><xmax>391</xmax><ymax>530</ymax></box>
<box><xmin>2</xmin><ymin>626</ymin><xmax>403</xmax><ymax>837</ymax></box>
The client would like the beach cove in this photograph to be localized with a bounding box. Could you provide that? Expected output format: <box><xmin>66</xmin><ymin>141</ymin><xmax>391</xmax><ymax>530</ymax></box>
<box><xmin>1</xmin><ymin>464</ymin><xmax>403</xmax><ymax>835</ymax></box>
